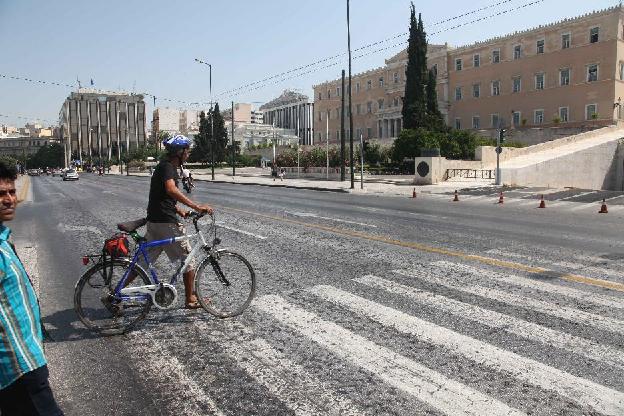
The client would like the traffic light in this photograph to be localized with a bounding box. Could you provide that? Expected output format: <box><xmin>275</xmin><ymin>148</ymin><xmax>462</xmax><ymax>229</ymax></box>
<box><xmin>498</xmin><ymin>128</ymin><xmax>506</xmax><ymax>143</ymax></box>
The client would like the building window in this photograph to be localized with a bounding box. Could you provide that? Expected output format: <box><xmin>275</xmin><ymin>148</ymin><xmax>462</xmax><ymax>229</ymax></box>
<box><xmin>620</xmin><ymin>62</ymin><xmax>624</xmax><ymax>80</ymax></box>
<box><xmin>560</xmin><ymin>68</ymin><xmax>570</xmax><ymax>86</ymax></box>
<box><xmin>455</xmin><ymin>118</ymin><xmax>461</xmax><ymax>129</ymax></box>
<box><xmin>431</xmin><ymin>64</ymin><xmax>438</xmax><ymax>76</ymax></box>
<box><xmin>513</xmin><ymin>45</ymin><xmax>521</xmax><ymax>59</ymax></box>
<box><xmin>491</xmin><ymin>113</ymin><xmax>500</xmax><ymax>128</ymax></box>
<box><xmin>587</xmin><ymin>64</ymin><xmax>598</xmax><ymax>82</ymax></box>
<box><xmin>512</xmin><ymin>77</ymin><xmax>521</xmax><ymax>93</ymax></box>
<box><xmin>393</xmin><ymin>97</ymin><xmax>399</xmax><ymax>107</ymax></box>
<box><xmin>535</xmin><ymin>73</ymin><xmax>544</xmax><ymax>90</ymax></box>
<box><xmin>327</xmin><ymin>110</ymin><xmax>331</xmax><ymax>120</ymax></box>
<box><xmin>492</xmin><ymin>49</ymin><xmax>500</xmax><ymax>63</ymax></box>
<box><xmin>367</xmin><ymin>80</ymin><xmax>372</xmax><ymax>90</ymax></box>
<box><xmin>472</xmin><ymin>84</ymin><xmax>480</xmax><ymax>98</ymax></box>
<box><xmin>562</xmin><ymin>33</ymin><xmax>571</xmax><ymax>49</ymax></box>
<box><xmin>559</xmin><ymin>107</ymin><xmax>569</xmax><ymax>122</ymax></box>
<box><xmin>318</xmin><ymin>92</ymin><xmax>322</xmax><ymax>100</ymax></box>
<box><xmin>356</xmin><ymin>104</ymin><xmax>361</xmax><ymax>115</ymax></box>
<box><xmin>512</xmin><ymin>111</ymin><xmax>521</xmax><ymax>126</ymax></box>
<box><xmin>473</xmin><ymin>54</ymin><xmax>480</xmax><ymax>67</ymax></box>
<box><xmin>492</xmin><ymin>80</ymin><xmax>500</xmax><ymax>96</ymax></box>
<box><xmin>337</xmin><ymin>87</ymin><xmax>341</xmax><ymax>96</ymax></box>
<box><xmin>585</xmin><ymin>104</ymin><xmax>597</xmax><ymax>120</ymax></box>
<box><xmin>456</xmin><ymin>59</ymin><xmax>462</xmax><ymax>71</ymax></box>
<box><xmin>536</xmin><ymin>39</ymin><xmax>544</xmax><ymax>54</ymax></box>
<box><xmin>590</xmin><ymin>27</ymin><xmax>599</xmax><ymax>43</ymax></box>
<box><xmin>378</xmin><ymin>99</ymin><xmax>384</xmax><ymax>110</ymax></box>
<box><xmin>367</xmin><ymin>128</ymin><xmax>372</xmax><ymax>138</ymax></box>
<box><xmin>472</xmin><ymin>116</ymin><xmax>480</xmax><ymax>129</ymax></box>
<box><xmin>327</xmin><ymin>90</ymin><xmax>331</xmax><ymax>99</ymax></box>
<box><xmin>367</xmin><ymin>102</ymin><xmax>372</xmax><ymax>113</ymax></box>
<box><xmin>318</xmin><ymin>112</ymin><xmax>322</xmax><ymax>121</ymax></box>
<box><xmin>455</xmin><ymin>86</ymin><xmax>462</xmax><ymax>100</ymax></box>
<box><xmin>379</xmin><ymin>77</ymin><xmax>384</xmax><ymax>87</ymax></box>
<box><xmin>534</xmin><ymin>109</ymin><xmax>544</xmax><ymax>124</ymax></box>
<box><xmin>356</xmin><ymin>82</ymin><xmax>360</xmax><ymax>93</ymax></box>
<box><xmin>393</xmin><ymin>72</ymin><xmax>399</xmax><ymax>83</ymax></box>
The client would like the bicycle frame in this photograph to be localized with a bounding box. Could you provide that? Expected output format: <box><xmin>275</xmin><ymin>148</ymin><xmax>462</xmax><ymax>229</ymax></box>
<box><xmin>112</xmin><ymin>227</ymin><xmax>209</xmax><ymax>302</ymax></box>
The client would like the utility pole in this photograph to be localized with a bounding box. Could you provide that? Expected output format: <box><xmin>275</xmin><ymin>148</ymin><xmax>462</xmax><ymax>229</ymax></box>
<box><xmin>326</xmin><ymin>114</ymin><xmax>329</xmax><ymax>180</ymax></box>
<box><xmin>359</xmin><ymin>132</ymin><xmax>364</xmax><ymax>189</ymax></box>
<box><xmin>340</xmin><ymin>70</ymin><xmax>346</xmax><ymax>181</ymax></box>
<box><xmin>231</xmin><ymin>101</ymin><xmax>235</xmax><ymax>177</ymax></box>
<box><xmin>347</xmin><ymin>0</ymin><xmax>354</xmax><ymax>189</ymax></box>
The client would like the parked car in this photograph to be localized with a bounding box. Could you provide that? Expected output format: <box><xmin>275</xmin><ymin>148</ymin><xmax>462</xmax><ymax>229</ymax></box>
<box><xmin>27</xmin><ymin>169</ymin><xmax>40</xmax><ymax>176</ymax></box>
<box><xmin>62</xmin><ymin>169</ymin><xmax>79</xmax><ymax>181</ymax></box>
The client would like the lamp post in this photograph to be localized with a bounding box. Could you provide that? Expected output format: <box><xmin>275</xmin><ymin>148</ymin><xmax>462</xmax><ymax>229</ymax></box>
<box><xmin>347</xmin><ymin>0</ymin><xmax>354</xmax><ymax>189</ymax></box>
<box><xmin>195</xmin><ymin>58</ymin><xmax>215</xmax><ymax>180</ymax></box>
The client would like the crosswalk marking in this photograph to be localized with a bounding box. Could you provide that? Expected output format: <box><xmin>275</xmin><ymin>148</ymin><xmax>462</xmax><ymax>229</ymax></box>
<box><xmin>254</xmin><ymin>294</ymin><xmax>526</xmax><ymax>416</ymax></box>
<box><xmin>354</xmin><ymin>274</ymin><xmax>624</xmax><ymax>368</ymax></box>
<box><xmin>220</xmin><ymin>335</ymin><xmax>363</xmax><ymax>415</ymax></box>
<box><xmin>432</xmin><ymin>260</ymin><xmax>624</xmax><ymax>309</ymax></box>
<box><xmin>308</xmin><ymin>285</ymin><xmax>624</xmax><ymax>416</ymax></box>
<box><xmin>394</xmin><ymin>268</ymin><xmax>624</xmax><ymax>335</ymax></box>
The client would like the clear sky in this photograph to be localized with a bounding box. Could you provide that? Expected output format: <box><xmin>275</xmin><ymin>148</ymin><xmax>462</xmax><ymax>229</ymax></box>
<box><xmin>0</xmin><ymin>0</ymin><xmax>619</xmax><ymax>127</ymax></box>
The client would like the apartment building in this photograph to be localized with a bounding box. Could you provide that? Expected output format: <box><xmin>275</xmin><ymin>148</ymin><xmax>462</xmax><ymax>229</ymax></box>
<box><xmin>313</xmin><ymin>6</ymin><xmax>624</xmax><ymax>143</ymax></box>
<box><xmin>59</xmin><ymin>89</ymin><xmax>146</xmax><ymax>163</ymax></box>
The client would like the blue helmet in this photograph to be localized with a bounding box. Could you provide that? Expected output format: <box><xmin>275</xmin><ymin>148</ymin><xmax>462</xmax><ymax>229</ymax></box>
<box><xmin>163</xmin><ymin>135</ymin><xmax>191</xmax><ymax>153</ymax></box>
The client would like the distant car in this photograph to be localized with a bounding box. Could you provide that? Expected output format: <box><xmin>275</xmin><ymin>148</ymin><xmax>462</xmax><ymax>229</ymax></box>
<box><xmin>27</xmin><ymin>169</ymin><xmax>40</xmax><ymax>176</ymax></box>
<box><xmin>52</xmin><ymin>169</ymin><xmax>63</xmax><ymax>177</ymax></box>
<box><xmin>62</xmin><ymin>169</ymin><xmax>79</xmax><ymax>181</ymax></box>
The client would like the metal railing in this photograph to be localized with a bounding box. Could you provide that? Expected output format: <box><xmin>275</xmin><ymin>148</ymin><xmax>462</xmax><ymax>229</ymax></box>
<box><xmin>445</xmin><ymin>169</ymin><xmax>495</xmax><ymax>180</ymax></box>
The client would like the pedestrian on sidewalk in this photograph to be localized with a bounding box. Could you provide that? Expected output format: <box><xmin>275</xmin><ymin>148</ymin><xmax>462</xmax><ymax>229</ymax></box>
<box><xmin>0</xmin><ymin>161</ymin><xmax>64</xmax><ymax>415</ymax></box>
<box><xmin>271</xmin><ymin>165</ymin><xmax>278</xmax><ymax>181</ymax></box>
<box><xmin>279</xmin><ymin>167</ymin><xmax>285</xmax><ymax>181</ymax></box>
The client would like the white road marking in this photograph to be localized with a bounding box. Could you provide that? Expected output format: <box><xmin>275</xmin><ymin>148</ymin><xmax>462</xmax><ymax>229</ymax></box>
<box><xmin>560</xmin><ymin>191</ymin><xmax>596</xmax><ymax>201</ymax></box>
<box><xmin>394</xmin><ymin>268</ymin><xmax>624</xmax><ymax>336</ymax></box>
<box><xmin>355</xmin><ymin>275</ymin><xmax>624</xmax><ymax>368</ymax></box>
<box><xmin>127</xmin><ymin>330</ymin><xmax>224</xmax><ymax>416</ymax></box>
<box><xmin>216</xmin><ymin>223</ymin><xmax>267</xmax><ymax>240</ymax></box>
<box><xmin>285</xmin><ymin>211</ymin><xmax>376</xmax><ymax>228</ymax></box>
<box><xmin>309</xmin><ymin>284</ymin><xmax>624</xmax><ymax>416</ymax></box>
<box><xmin>432</xmin><ymin>261</ymin><xmax>624</xmax><ymax>309</ymax></box>
<box><xmin>254</xmin><ymin>294</ymin><xmax>526</xmax><ymax>416</ymax></box>
<box><xmin>102</xmin><ymin>190</ymin><xmax>117</xmax><ymax>196</ymax></box>
<box><xmin>57</xmin><ymin>223</ymin><xmax>102</xmax><ymax>236</ymax></box>
<box><xmin>222</xmin><ymin>336</ymin><xmax>362</xmax><ymax>415</ymax></box>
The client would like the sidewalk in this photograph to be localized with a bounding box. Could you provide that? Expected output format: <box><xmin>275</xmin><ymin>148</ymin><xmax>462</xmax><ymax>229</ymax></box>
<box><xmin>129</xmin><ymin>167</ymin><xmax>496</xmax><ymax>198</ymax></box>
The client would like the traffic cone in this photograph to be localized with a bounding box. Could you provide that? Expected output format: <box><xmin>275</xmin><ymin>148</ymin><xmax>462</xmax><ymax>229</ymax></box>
<box><xmin>453</xmin><ymin>190</ymin><xmax>459</xmax><ymax>202</ymax></box>
<box><xmin>599</xmin><ymin>198</ymin><xmax>609</xmax><ymax>214</ymax></box>
<box><xmin>538</xmin><ymin>194</ymin><xmax>546</xmax><ymax>209</ymax></box>
<box><xmin>498</xmin><ymin>192</ymin><xmax>504</xmax><ymax>204</ymax></box>
<box><xmin>412</xmin><ymin>188</ymin><xmax>417</xmax><ymax>199</ymax></box>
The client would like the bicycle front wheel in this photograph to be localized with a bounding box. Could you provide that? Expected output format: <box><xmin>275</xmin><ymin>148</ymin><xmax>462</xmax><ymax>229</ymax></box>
<box><xmin>74</xmin><ymin>259</ymin><xmax>152</xmax><ymax>335</ymax></box>
<box><xmin>195</xmin><ymin>250</ymin><xmax>256</xmax><ymax>318</ymax></box>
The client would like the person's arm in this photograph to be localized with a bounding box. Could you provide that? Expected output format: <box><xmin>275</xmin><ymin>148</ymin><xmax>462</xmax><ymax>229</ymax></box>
<box><xmin>164</xmin><ymin>179</ymin><xmax>213</xmax><ymax>214</ymax></box>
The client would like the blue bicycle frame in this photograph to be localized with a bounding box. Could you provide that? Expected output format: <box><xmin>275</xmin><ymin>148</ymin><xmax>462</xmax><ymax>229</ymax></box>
<box><xmin>112</xmin><ymin>229</ymin><xmax>209</xmax><ymax>303</ymax></box>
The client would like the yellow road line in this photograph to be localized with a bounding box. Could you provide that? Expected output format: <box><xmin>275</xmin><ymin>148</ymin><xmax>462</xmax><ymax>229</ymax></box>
<box><xmin>222</xmin><ymin>206</ymin><xmax>624</xmax><ymax>293</ymax></box>
<box><xmin>17</xmin><ymin>175</ymin><xmax>30</xmax><ymax>203</ymax></box>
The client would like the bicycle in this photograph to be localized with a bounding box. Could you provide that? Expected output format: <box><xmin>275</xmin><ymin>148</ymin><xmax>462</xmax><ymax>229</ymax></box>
<box><xmin>74</xmin><ymin>212</ymin><xmax>256</xmax><ymax>335</ymax></box>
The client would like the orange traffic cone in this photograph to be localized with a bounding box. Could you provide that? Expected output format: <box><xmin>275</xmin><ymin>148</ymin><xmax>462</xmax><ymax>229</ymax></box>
<box><xmin>453</xmin><ymin>190</ymin><xmax>459</xmax><ymax>202</ymax></box>
<box><xmin>498</xmin><ymin>192</ymin><xmax>504</xmax><ymax>204</ymax></box>
<box><xmin>412</xmin><ymin>188</ymin><xmax>417</xmax><ymax>198</ymax></box>
<box><xmin>599</xmin><ymin>198</ymin><xmax>608</xmax><ymax>214</ymax></box>
<box><xmin>538</xmin><ymin>195</ymin><xmax>546</xmax><ymax>209</ymax></box>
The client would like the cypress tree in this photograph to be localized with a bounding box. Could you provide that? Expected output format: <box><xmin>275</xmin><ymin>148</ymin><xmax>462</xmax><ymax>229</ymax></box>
<box><xmin>211</xmin><ymin>103</ymin><xmax>229</xmax><ymax>163</ymax></box>
<box><xmin>402</xmin><ymin>4</ymin><xmax>427</xmax><ymax>129</ymax></box>
<box><xmin>425</xmin><ymin>69</ymin><xmax>445</xmax><ymax>131</ymax></box>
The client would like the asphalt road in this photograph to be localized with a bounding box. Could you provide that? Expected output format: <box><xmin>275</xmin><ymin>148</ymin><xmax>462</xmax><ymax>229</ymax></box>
<box><xmin>11</xmin><ymin>173</ymin><xmax>624</xmax><ymax>415</ymax></box>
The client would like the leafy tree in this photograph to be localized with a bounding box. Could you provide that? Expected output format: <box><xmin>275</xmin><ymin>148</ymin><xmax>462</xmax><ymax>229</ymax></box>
<box><xmin>363</xmin><ymin>142</ymin><xmax>383</xmax><ymax>165</ymax></box>
<box><xmin>190</xmin><ymin>111</ymin><xmax>210</xmax><ymax>164</ymax></box>
<box><xmin>26</xmin><ymin>143</ymin><xmax>64</xmax><ymax>168</ymax></box>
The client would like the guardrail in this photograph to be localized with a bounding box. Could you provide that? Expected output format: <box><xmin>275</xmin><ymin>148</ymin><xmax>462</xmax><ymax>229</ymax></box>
<box><xmin>445</xmin><ymin>169</ymin><xmax>495</xmax><ymax>180</ymax></box>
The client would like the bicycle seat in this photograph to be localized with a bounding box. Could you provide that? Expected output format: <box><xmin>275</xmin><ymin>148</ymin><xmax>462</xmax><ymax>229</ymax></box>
<box><xmin>117</xmin><ymin>218</ymin><xmax>147</xmax><ymax>233</ymax></box>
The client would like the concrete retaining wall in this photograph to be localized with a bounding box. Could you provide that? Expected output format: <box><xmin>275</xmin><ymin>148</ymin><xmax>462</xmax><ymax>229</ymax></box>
<box><xmin>501</xmin><ymin>138</ymin><xmax>624</xmax><ymax>190</ymax></box>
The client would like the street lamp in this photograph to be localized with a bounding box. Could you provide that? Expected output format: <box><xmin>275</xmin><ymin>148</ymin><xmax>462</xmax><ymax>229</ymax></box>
<box><xmin>195</xmin><ymin>58</ymin><xmax>215</xmax><ymax>180</ymax></box>
<box><xmin>347</xmin><ymin>0</ymin><xmax>354</xmax><ymax>189</ymax></box>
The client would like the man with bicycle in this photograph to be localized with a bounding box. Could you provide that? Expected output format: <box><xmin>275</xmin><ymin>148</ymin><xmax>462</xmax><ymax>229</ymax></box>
<box><xmin>146</xmin><ymin>135</ymin><xmax>213</xmax><ymax>309</ymax></box>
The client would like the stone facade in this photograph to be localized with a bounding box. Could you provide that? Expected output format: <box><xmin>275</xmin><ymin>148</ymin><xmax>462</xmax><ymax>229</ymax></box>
<box><xmin>260</xmin><ymin>90</ymin><xmax>315</xmax><ymax>145</ymax></box>
<box><xmin>313</xmin><ymin>6</ymin><xmax>624</xmax><ymax>144</ymax></box>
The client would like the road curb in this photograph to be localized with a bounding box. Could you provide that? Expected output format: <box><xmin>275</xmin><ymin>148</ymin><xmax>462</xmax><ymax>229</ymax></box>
<box><xmin>201</xmin><ymin>178</ymin><xmax>350</xmax><ymax>193</ymax></box>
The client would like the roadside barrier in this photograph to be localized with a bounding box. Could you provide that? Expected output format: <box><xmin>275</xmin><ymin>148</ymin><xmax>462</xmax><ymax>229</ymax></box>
<box><xmin>538</xmin><ymin>195</ymin><xmax>546</xmax><ymax>209</ymax></box>
<box><xmin>599</xmin><ymin>198</ymin><xmax>609</xmax><ymax>214</ymax></box>
<box><xmin>453</xmin><ymin>190</ymin><xmax>459</xmax><ymax>202</ymax></box>
<box><xmin>412</xmin><ymin>188</ymin><xmax>417</xmax><ymax>199</ymax></box>
<box><xmin>498</xmin><ymin>192</ymin><xmax>504</xmax><ymax>204</ymax></box>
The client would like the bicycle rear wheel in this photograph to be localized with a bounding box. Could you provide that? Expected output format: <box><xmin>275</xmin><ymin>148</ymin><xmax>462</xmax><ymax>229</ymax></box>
<box><xmin>195</xmin><ymin>250</ymin><xmax>256</xmax><ymax>318</ymax></box>
<box><xmin>74</xmin><ymin>259</ymin><xmax>152</xmax><ymax>335</ymax></box>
